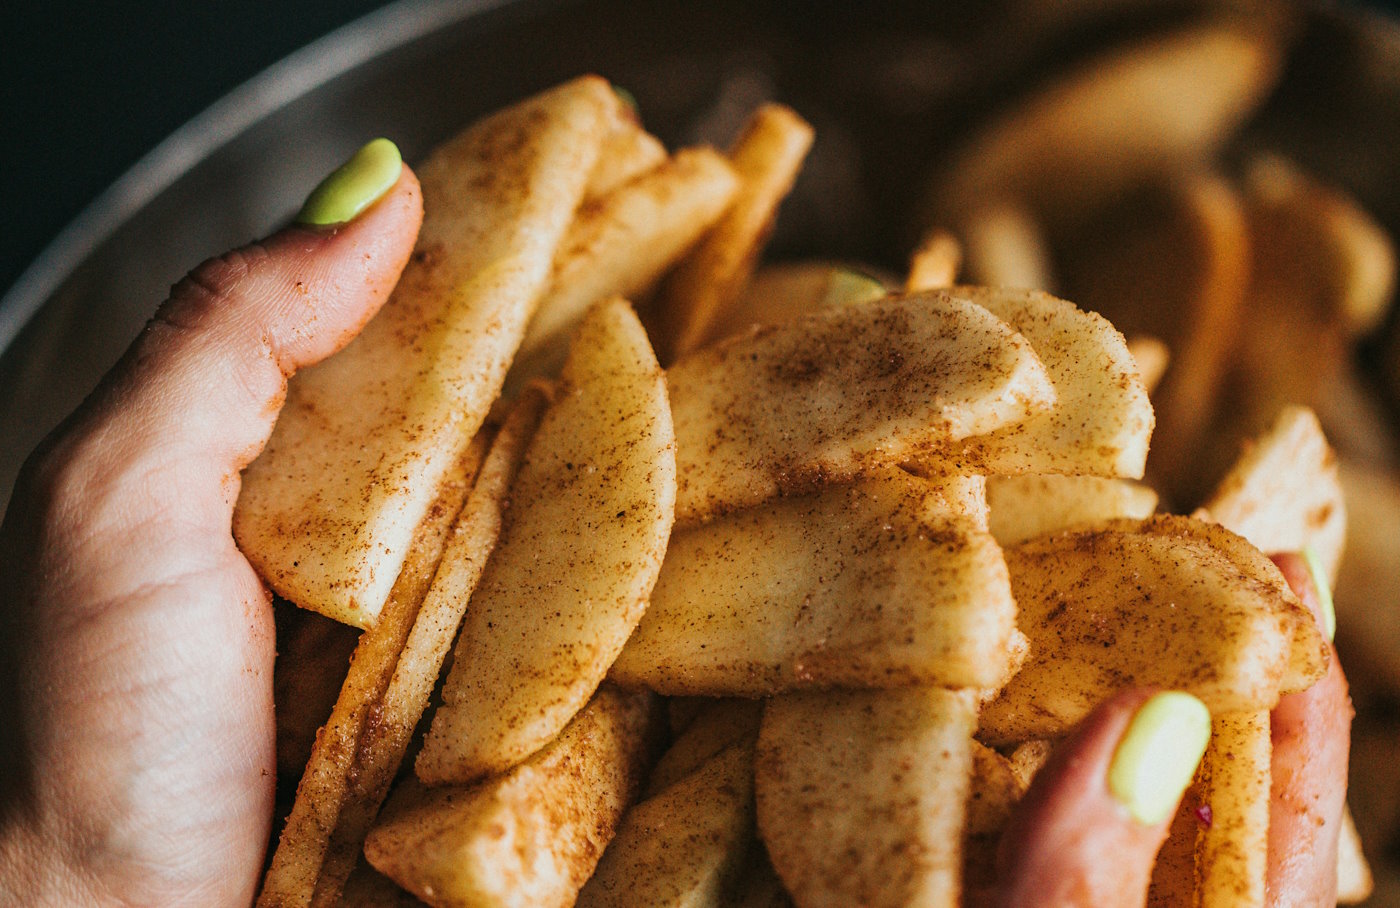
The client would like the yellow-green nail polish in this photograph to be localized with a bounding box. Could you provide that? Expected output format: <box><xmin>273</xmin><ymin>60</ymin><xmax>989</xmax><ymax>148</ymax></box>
<box><xmin>1301</xmin><ymin>546</ymin><xmax>1336</xmax><ymax>641</ymax></box>
<box><xmin>612</xmin><ymin>84</ymin><xmax>638</xmax><ymax>115</ymax></box>
<box><xmin>820</xmin><ymin>269</ymin><xmax>888</xmax><ymax>308</ymax></box>
<box><xmin>1107</xmin><ymin>692</ymin><xmax>1211</xmax><ymax>825</ymax></box>
<box><xmin>296</xmin><ymin>138</ymin><xmax>402</xmax><ymax>226</ymax></box>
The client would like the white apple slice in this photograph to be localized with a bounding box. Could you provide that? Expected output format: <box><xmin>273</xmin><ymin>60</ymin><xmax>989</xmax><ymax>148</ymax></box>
<box><xmin>416</xmin><ymin>297</ymin><xmax>675</xmax><ymax>783</ymax></box>
<box><xmin>913</xmin><ymin>286</ymin><xmax>1153</xmax><ymax>480</ymax></box>
<box><xmin>668</xmin><ymin>289</ymin><xmax>1055</xmax><ymax>526</ymax></box>
<box><xmin>235</xmin><ymin>76</ymin><xmax>621</xmax><ymax>628</ymax></box>
<box><xmin>756</xmin><ymin>687</ymin><xmax>978</xmax><ymax>908</ymax></box>
<box><xmin>611</xmin><ymin>468</ymin><xmax>1018</xmax><ymax>695</ymax></box>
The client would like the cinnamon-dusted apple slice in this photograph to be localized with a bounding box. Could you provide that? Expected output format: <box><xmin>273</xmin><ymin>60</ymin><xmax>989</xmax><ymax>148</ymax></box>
<box><xmin>962</xmin><ymin>742</ymin><xmax>1027</xmax><ymax>907</ymax></box>
<box><xmin>658</xmin><ymin>104</ymin><xmax>814</xmax><ymax>360</ymax></box>
<box><xmin>416</xmin><ymin>297</ymin><xmax>675</xmax><ymax>783</ymax></box>
<box><xmin>577</xmin><ymin>741</ymin><xmax>757</xmax><ymax>908</ymax></box>
<box><xmin>235</xmin><ymin>76</ymin><xmax>622</xmax><ymax>628</ymax></box>
<box><xmin>611</xmin><ymin>467</ymin><xmax>1018</xmax><ymax>695</ymax></box>
<box><xmin>583</xmin><ymin>116</ymin><xmax>667</xmax><ymax>205</ymax></box>
<box><xmin>366</xmin><ymin>686</ymin><xmax>657</xmax><ymax>908</ymax></box>
<box><xmin>1201</xmin><ymin>406</ymin><xmax>1345</xmax><ymax>583</ymax></box>
<box><xmin>911</xmin><ymin>286</ymin><xmax>1153</xmax><ymax>480</ymax></box>
<box><xmin>1194</xmin><ymin>711</ymin><xmax>1272</xmax><ymax>908</ymax></box>
<box><xmin>756</xmin><ymin>688</ymin><xmax>978</xmax><ymax>908</ymax></box>
<box><xmin>979</xmin><ymin>516</ymin><xmax>1328</xmax><ymax>744</ymax></box>
<box><xmin>504</xmin><ymin>146</ymin><xmax>740</xmax><ymax>394</ymax></box>
<box><xmin>668</xmin><ymin>290</ymin><xmax>1055</xmax><ymax>526</ymax></box>
<box><xmin>303</xmin><ymin>390</ymin><xmax>547</xmax><ymax>906</ymax></box>
<box><xmin>644</xmin><ymin>699</ymin><xmax>763</xmax><ymax>797</ymax></box>
<box><xmin>257</xmin><ymin>430</ymin><xmax>493</xmax><ymax>908</ymax></box>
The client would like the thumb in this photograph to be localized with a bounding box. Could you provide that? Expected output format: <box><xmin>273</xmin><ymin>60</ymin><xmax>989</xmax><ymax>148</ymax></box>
<box><xmin>29</xmin><ymin>141</ymin><xmax>422</xmax><ymax>528</ymax></box>
<box><xmin>997</xmin><ymin>689</ymin><xmax>1211</xmax><ymax>908</ymax></box>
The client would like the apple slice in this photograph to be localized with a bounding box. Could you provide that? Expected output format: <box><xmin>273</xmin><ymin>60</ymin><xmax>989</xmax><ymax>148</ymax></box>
<box><xmin>504</xmin><ymin>146</ymin><xmax>740</xmax><ymax>394</ymax></box>
<box><xmin>611</xmin><ymin>468</ymin><xmax>1018</xmax><ymax>695</ymax></box>
<box><xmin>756</xmin><ymin>687</ymin><xmax>978</xmax><ymax>908</ymax></box>
<box><xmin>913</xmin><ymin>286</ymin><xmax>1153</xmax><ymax>480</ymax></box>
<box><xmin>658</xmin><ymin>103</ymin><xmax>814</xmax><ymax>360</ymax></box>
<box><xmin>959</xmin><ymin>201</ymin><xmax>1055</xmax><ymax>292</ymax></box>
<box><xmin>700</xmin><ymin>261</ymin><xmax>889</xmax><ymax>345</ymax></box>
<box><xmin>668</xmin><ymin>290</ymin><xmax>1055</xmax><ymax>526</ymax></box>
<box><xmin>1202</xmin><ymin>406</ymin><xmax>1345</xmax><ymax>584</ymax></box>
<box><xmin>235</xmin><ymin>76</ymin><xmax>621</xmax><ymax>628</ymax></box>
<box><xmin>583</xmin><ymin>117</ymin><xmax>667</xmax><ymax>205</ymax></box>
<box><xmin>986</xmin><ymin>473</ymin><xmax>1158</xmax><ymax>547</ymax></box>
<box><xmin>979</xmin><ymin>516</ymin><xmax>1327</xmax><ymax>744</ymax></box>
<box><xmin>365</xmin><ymin>686</ymin><xmax>656</xmax><ymax>908</ymax></box>
<box><xmin>930</xmin><ymin>19</ymin><xmax>1283</xmax><ymax>229</ymax></box>
<box><xmin>1195</xmin><ymin>711</ymin><xmax>1271</xmax><ymax>908</ymax></box>
<box><xmin>256</xmin><ymin>430</ymin><xmax>492</xmax><ymax>908</ymax></box>
<box><xmin>906</xmin><ymin>229</ymin><xmax>962</xmax><ymax>291</ymax></box>
<box><xmin>416</xmin><ymin>297</ymin><xmax>675</xmax><ymax>783</ymax></box>
<box><xmin>578</xmin><ymin>742</ymin><xmax>756</xmax><ymax>907</ymax></box>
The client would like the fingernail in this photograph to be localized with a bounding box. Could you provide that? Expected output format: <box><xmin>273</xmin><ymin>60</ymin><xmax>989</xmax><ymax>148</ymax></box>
<box><xmin>612</xmin><ymin>84</ymin><xmax>639</xmax><ymax>116</ymax></box>
<box><xmin>1107</xmin><ymin>691</ymin><xmax>1211</xmax><ymax>825</ymax></box>
<box><xmin>1301</xmin><ymin>546</ymin><xmax>1336</xmax><ymax>641</ymax></box>
<box><xmin>296</xmin><ymin>138</ymin><xmax>402</xmax><ymax>226</ymax></box>
<box><xmin>820</xmin><ymin>270</ymin><xmax>887</xmax><ymax>308</ymax></box>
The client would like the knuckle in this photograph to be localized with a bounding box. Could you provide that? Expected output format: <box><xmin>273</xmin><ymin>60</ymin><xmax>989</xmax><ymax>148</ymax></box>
<box><xmin>13</xmin><ymin>427</ymin><xmax>93</xmax><ymax>521</ymax></box>
<box><xmin>161</xmin><ymin>243</ymin><xmax>273</xmax><ymax>330</ymax></box>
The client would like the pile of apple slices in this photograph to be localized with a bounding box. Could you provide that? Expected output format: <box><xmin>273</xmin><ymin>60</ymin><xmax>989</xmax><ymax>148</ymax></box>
<box><xmin>237</xmin><ymin>77</ymin><xmax>1346</xmax><ymax>908</ymax></box>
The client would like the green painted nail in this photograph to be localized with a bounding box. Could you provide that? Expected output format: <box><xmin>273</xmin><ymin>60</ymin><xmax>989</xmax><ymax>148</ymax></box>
<box><xmin>1107</xmin><ymin>691</ymin><xmax>1211</xmax><ymax>826</ymax></box>
<box><xmin>612</xmin><ymin>85</ymin><xmax>639</xmax><ymax>115</ymax></box>
<box><xmin>1301</xmin><ymin>546</ymin><xmax>1336</xmax><ymax>641</ymax></box>
<box><xmin>296</xmin><ymin>138</ymin><xmax>402</xmax><ymax>226</ymax></box>
<box><xmin>820</xmin><ymin>269</ymin><xmax>888</xmax><ymax>308</ymax></box>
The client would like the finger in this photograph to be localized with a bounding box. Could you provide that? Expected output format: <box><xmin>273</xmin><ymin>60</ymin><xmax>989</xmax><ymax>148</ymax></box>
<box><xmin>997</xmin><ymin>688</ymin><xmax>1211</xmax><ymax>908</ymax></box>
<box><xmin>1266</xmin><ymin>551</ymin><xmax>1351</xmax><ymax>905</ymax></box>
<box><xmin>30</xmin><ymin>142</ymin><xmax>422</xmax><ymax>531</ymax></box>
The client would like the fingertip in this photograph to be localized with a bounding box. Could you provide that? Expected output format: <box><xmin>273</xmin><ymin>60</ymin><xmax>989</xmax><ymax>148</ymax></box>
<box><xmin>246</xmin><ymin>163</ymin><xmax>424</xmax><ymax>372</ymax></box>
<box><xmin>1107</xmin><ymin>691</ymin><xmax>1211</xmax><ymax>826</ymax></box>
<box><xmin>61</xmin><ymin>160</ymin><xmax>426</xmax><ymax>507</ymax></box>
<box><xmin>997</xmin><ymin>689</ymin><xmax>1201</xmax><ymax>907</ymax></box>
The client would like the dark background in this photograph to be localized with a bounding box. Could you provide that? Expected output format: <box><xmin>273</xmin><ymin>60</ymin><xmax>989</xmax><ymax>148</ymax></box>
<box><xmin>3</xmin><ymin>0</ymin><xmax>1398</xmax><ymax>304</ymax></box>
<box><xmin>0</xmin><ymin>0</ymin><xmax>391</xmax><ymax>302</ymax></box>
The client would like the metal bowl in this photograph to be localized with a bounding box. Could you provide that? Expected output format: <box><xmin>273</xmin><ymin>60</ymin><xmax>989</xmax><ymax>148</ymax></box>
<box><xmin>4</xmin><ymin>0</ymin><xmax>1400</xmax><ymax>899</ymax></box>
<box><xmin>7</xmin><ymin>0</ymin><xmax>1400</xmax><ymax>510</ymax></box>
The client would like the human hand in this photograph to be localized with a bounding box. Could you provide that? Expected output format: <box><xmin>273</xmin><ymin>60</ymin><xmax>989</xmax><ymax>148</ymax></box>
<box><xmin>997</xmin><ymin>552</ymin><xmax>1350</xmax><ymax>908</ymax></box>
<box><xmin>0</xmin><ymin>140</ymin><xmax>421</xmax><ymax>907</ymax></box>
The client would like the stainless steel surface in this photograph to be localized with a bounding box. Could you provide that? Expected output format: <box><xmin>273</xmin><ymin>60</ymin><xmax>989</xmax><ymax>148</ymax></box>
<box><xmin>6</xmin><ymin>0</ymin><xmax>1400</xmax><ymax>512</ymax></box>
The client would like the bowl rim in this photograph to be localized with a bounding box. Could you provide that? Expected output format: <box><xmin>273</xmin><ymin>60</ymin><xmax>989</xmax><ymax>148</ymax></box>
<box><xmin>0</xmin><ymin>0</ymin><xmax>520</xmax><ymax>355</ymax></box>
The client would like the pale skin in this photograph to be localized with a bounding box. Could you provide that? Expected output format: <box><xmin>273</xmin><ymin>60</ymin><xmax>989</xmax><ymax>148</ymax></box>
<box><xmin>0</xmin><ymin>160</ymin><xmax>1348</xmax><ymax>906</ymax></box>
<box><xmin>0</xmin><ymin>169</ymin><xmax>422</xmax><ymax>906</ymax></box>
